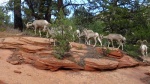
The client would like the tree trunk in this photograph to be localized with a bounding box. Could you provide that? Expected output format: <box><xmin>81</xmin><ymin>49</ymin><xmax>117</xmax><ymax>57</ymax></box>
<box><xmin>57</xmin><ymin>0</ymin><xmax>64</xmax><ymax>13</ymax></box>
<box><xmin>45</xmin><ymin>0</ymin><xmax>52</xmax><ymax>22</ymax></box>
<box><xmin>14</xmin><ymin>0</ymin><xmax>23</xmax><ymax>32</ymax></box>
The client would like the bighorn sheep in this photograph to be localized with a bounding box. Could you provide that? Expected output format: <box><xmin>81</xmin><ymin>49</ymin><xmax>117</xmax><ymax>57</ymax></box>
<box><xmin>79</xmin><ymin>29</ymin><xmax>102</xmax><ymax>47</ymax></box>
<box><xmin>26</xmin><ymin>20</ymin><xmax>50</xmax><ymax>37</ymax></box>
<box><xmin>79</xmin><ymin>28</ymin><xmax>94</xmax><ymax>44</ymax></box>
<box><xmin>137</xmin><ymin>40</ymin><xmax>148</xmax><ymax>62</ymax></box>
<box><xmin>102</xmin><ymin>34</ymin><xmax>126</xmax><ymax>50</ymax></box>
<box><xmin>43</xmin><ymin>27</ymin><xmax>58</xmax><ymax>46</ymax></box>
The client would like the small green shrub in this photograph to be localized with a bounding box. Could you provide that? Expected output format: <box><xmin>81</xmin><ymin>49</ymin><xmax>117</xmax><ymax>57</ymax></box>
<box><xmin>52</xmin><ymin>9</ymin><xmax>75</xmax><ymax>59</ymax></box>
<box><xmin>77</xmin><ymin>45</ymin><xmax>83</xmax><ymax>50</ymax></box>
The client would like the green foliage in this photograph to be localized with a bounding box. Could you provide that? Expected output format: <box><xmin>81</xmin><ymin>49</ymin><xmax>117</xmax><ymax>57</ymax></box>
<box><xmin>105</xmin><ymin>48</ymin><xmax>111</xmax><ymax>54</ymax></box>
<box><xmin>87</xmin><ymin>20</ymin><xmax>105</xmax><ymax>34</ymax></box>
<box><xmin>124</xmin><ymin>44</ymin><xmax>139</xmax><ymax>58</ymax></box>
<box><xmin>52</xmin><ymin>9</ymin><xmax>75</xmax><ymax>59</ymax></box>
<box><xmin>0</xmin><ymin>6</ymin><xmax>10</xmax><ymax>26</ymax></box>
<box><xmin>73</xmin><ymin>6</ymin><xmax>94</xmax><ymax>27</ymax></box>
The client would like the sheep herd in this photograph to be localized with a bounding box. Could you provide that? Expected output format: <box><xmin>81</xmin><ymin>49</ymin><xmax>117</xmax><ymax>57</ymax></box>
<box><xmin>26</xmin><ymin>20</ymin><xmax>148</xmax><ymax>62</ymax></box>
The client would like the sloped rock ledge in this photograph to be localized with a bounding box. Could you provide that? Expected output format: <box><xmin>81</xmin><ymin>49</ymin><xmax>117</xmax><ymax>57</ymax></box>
<box><xmin>1</xmin><ymin>36</ymin><xmax>149</xmax><ymax>71</ymax></box>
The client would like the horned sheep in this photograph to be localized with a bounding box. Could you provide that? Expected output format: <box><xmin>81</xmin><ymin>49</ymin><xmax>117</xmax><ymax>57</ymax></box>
<box><xmin>79</xmin><ymin>29</ymin><xmax>102</xmax><ymax>47</ymax></box>
<box><xmin>137</xmin><ymin>40</ymin><xmax>148</xmax><ymax>62</ymax></box>
<box><xmin>26</xmin><ymin>20</ymin><xmax>50</xmax><ymax>37</ymax></box>
<box><xmin>102</xmin><ymin>34</ymin><xmax>126</xmax><ymax>50</ymax></box>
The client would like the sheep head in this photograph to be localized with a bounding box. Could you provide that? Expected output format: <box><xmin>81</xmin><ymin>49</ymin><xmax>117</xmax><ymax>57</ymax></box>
<box><xmin>137</xmin><ymin>40</ymin><xmax>148</xmax><ymax>44</ymax></box>
<box><xmin>99</xmin><ymin>34</ymin><xmax>103</xmax><ymax>39</ymax></box>
<box><xmin>26</xmin><ymin>22</ymin><xmax>33</xmax><ymax>29</ymax></box>
<box><xmin>43</xmin><ymin>26</ymin><xmax>47</xmax><ymax>32</ymax></box>
<box><xmin>122</xmin><ymin>37</ymin><xmax>126</xmax><ymax>43</ymax></box>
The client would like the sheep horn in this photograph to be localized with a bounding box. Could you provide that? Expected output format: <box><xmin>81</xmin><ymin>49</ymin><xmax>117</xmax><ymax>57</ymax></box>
<box><xmin>137</xmin><ymin>40</ymin><xmax>142</xmax><ymax>44</ymax></box>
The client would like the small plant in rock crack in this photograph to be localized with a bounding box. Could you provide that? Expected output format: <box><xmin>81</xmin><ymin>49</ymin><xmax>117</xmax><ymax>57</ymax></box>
<box><xmin>77</xmin><ymin>45</ymin><xmax>83</xmax><ymax>50</ymax></box>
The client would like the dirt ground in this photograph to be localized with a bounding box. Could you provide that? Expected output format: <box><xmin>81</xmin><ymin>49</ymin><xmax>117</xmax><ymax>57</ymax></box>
<box><xmin>0</xmin><ymin>28</ymin><xmax>150</xmax><ymax>84</ymax></box>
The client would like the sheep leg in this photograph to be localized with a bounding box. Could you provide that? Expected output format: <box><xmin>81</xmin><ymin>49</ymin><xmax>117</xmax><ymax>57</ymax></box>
<box><xmin>141</xmin><ymin>51</ymin><xmax>146</xmax><ymax>62</ymax></box>
<box><xmin>46</xmin><ymin>32</ymin><xmax>49</xmax><ymax>38</ymax></box>
<box><xmin>146</xmin><ymin>49</ymin><xmax>148</xmax><ymax>56</ymax></box>
<box><xmin>39</xmin><ymin>30</ymin><xmax>42</xmax><ymax>37</ymax></box>
<box><xmin>97</xmin><ymin>37</ymin><xmax>102</xmax><ymax>46</ymax></box>
<box><xmin>88</xmin><ymin>39</ymin><xmax>91</xmax><ymax>45</ymax></box>
<box><xmin>34</xmin><ymin>28</ymin><xmax>37</xmax><ymax>35</ymax></box>
<box><xmin>85</xmin><ymin>38</ymin><xmax>89</xmax><ymax>45</ymax></box>
<box><xmin>107</xmin><ymin>40</ymin><xmax>110</xmax><ymax>48</ymax></box>
<box><xmin>117</xmin><ymin>41</ymin><xmax>123</xmax><ymax>50</ymax></box>
<box><xmin>93</xmin><ymin>37</ymin><xmax>97</xmax><ymax>47</ymax></box>
<box><xmin>122</xmin><ymin>44</ymin><xmax>123</xmax><ymax>50</ymax></box>
<box><xmin>111</xmin><ymin>40</ymin><xmax>114</xmax><ymax>48</ymax></box>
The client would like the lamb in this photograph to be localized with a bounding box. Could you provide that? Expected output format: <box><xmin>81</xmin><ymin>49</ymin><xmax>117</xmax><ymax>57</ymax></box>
<box><xmin>26</xmin><ymin>20</ymin><xmax>50</xmax><ymax>37</ymax></box>
<box><xmin>102</xmin><ymin>34</ymin><xmax>126</xmax><ymax>50</ymax></box>
<box><xmin>79</xmin><ymin>29</ymin><xmax>102</xmax><ymax>47</ymax></box>
<box><xmin>43</xmin><ymin>27</ymin><xmax>58</xmax><ymax>46</ymax></box>
<box><xmin>137</xmin><ymin>40</ymin><xmax>148</xmax><ymax>62</ymax></box>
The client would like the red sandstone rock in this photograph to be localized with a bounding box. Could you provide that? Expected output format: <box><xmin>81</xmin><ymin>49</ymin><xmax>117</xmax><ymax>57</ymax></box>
<box><xmin>70</xmin><ymin>48</ymin><xmax>87</xmax><ymax>53</ymax></box>
<box><xmin>2</xmin><ymin>37</ymin><xmax>26</xmax><ymax>45</ymax></box>
<box><xmin>20</xmin><ymin>44</ymin><xmax>46</xmax><ymax>53</ymax></box>
<box><xmin>19</xmin><ymin>37</ymin><xmax>50</xmax><ymax>46</ymax></box>
<box><xmin>0</xmin><ymin>44</ymin><xmax>18</xmax><ymax>49</ymax></box>
<box><xmin>70</xmin><ymin>42</ymin><xmax>87</xmax><ymax>49</ymax></box>
<box><xmin>0</xmin><ymin>80</ymin><xmax>6</xmax><ymax>84</ymax></box>
<box><xmin>95</xmin><ymin>47</ymin><xmax>103</xmax><ymax>54</ymax></box>
<box><xmin>37</xmin><ymin>50</ymin><xmax>53</xmax><ymax>56</ymax></box>
<box><xmin>117</xmin><ymin>55</ymin><xmax>139</xmax><ymax>68</ymax></box>
<box><xmin>107</xmin><ymin>50</ymin><xmax>123</xmax><ymax>59</ymax></box>
<box><xmin>37</xmin><ymin>57</ymin><xmax>83</xmax><ymax>71</ymax></box>
<box><xmin>84</xmin><ymin>58</ymin><xmax>119</xmax><ymax>71</ymax></box>
<box><xmin>0</xmin><ymin>36</ymin><xmax>143</xmax><ymax>71</ymax></box>
<box><xmin>95</xmin><ymin>47</ymin><xmax>123</xmax><ymax>59</ymax></box>
<box><xmin>23</xmin><ymin>54</ymin><xmax>83</xmax><ymax>71</ymax></box>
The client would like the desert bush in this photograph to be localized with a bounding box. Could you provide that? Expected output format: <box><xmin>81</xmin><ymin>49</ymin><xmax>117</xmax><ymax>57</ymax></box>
<box><xmin>52</xmin><ymin>9</ymin><xmax>75</xmax><ymax>59</ymax></box>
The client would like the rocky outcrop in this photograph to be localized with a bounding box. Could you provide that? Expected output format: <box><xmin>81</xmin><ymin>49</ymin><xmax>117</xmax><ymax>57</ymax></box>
<box><xmin>117</xmin><ymin>55</ymin><xmax>139</xmax><ymax>68</ymax></box>
<box><xmin>95</xmin><ymin>47</ymin><xmax>123</xmax><ymax>59</ymax></box>
<box><xmin>84</xmin><ymin>58</ymin><xmax>119</xmax><ymax>71</ymax></box>
<box><xmin>19</xmin><ymin>37</ymin><xmax>50</xmax><ymax>46</ymax></box>
<box><xmin>0</xmin><ymin>36</ymin><xmax>148</xmax><ymax>71</ymax></box>
<box><xmin>20</xmin><ymin>44</ymin><xmax>46</xmax><ymax>53</ymax></box>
